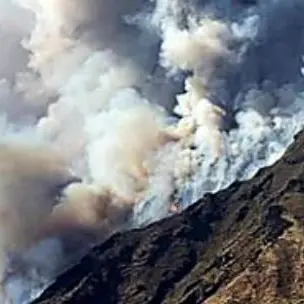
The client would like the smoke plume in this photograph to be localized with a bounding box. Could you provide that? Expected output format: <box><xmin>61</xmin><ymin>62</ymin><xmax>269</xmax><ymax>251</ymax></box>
<box><xmin>0</xmin><ymin>0</ymin><xmax>304</xmax><ymax>302</ymax></box>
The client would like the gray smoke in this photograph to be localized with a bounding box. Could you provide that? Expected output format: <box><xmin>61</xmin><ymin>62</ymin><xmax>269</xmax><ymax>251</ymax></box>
<box><xmin>0</xmin><ymin>0</ymin><xmax>303</xmax><ymax>303</ymax></box>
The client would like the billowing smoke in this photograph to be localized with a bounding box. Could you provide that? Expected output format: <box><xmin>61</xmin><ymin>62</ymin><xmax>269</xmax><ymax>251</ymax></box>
<box><xmin>0</xmin><ymin>0</ymin><xmax>304</xmax><ymax>302</ymax></box>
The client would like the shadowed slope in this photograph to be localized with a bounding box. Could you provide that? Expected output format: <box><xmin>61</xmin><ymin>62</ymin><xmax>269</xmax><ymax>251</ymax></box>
<box><xmin>33</xmin><ymin>130</ymin><xmax>304</xmax><ymax>304</ymax></box>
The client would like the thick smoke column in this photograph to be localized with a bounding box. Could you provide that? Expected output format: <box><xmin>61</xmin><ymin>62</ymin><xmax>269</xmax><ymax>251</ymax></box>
<box><xmin>160</xmin><ymin>19</ymin><xmax>233</xmax><ymax>157</ymax></box>
<box><xmin>0</xmin><ymin>141</ymin><xmax>139</xmax><ymax>303</ymax></box>
<box><xmin>0</xmin><ymin>0</ymin><xmax>304</xmax><ymax>303</ymax></box>
<box><xmin>0</xmin><ymin>143</ymin><xmax>79</xmax><ymax>302</ymax></box>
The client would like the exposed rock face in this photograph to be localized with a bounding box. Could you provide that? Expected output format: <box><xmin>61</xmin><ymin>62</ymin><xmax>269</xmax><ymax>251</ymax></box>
<box><xmin>33</xmin><ymin>131</ymin><xmax>304</xmax><ymax>304</ymax></box>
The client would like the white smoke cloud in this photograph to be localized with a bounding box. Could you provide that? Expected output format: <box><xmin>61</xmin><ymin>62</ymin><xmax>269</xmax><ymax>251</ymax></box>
<box><xmin>0</xmin><ymin>1</ymin><xmax>180</xmax><ymax>301</ymax></box>
<box><xmin>0</xmin><ymin>0</ymin><xmax>32</xmax><ymax>79</ymax></box>
<box><xmin>0</xmin><ymin>0</ymin><xmax>49</xmax><ymax>126</ymax></box>
<box><xmin>160</xmin><ymin>19</ymin><xmax>232</xmax><ymax>72</ymax></box>
<box><xmin>0</xmin><ymin>0</ymin><xmax>303</xmax><ymax>303</ymax></box>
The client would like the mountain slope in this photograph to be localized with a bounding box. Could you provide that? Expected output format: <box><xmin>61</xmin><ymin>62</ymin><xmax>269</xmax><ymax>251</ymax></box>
<box><xmin>33</xmin><ymin>131</ymin><xmax>304</xmax><ymax>304</ymax></box>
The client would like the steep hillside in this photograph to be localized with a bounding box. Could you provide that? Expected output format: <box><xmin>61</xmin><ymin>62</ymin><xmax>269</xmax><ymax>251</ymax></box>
<box><xmin>33</xmin><ymin>131</ymin><xmax>304</xmax><ymax>304</ymax></box>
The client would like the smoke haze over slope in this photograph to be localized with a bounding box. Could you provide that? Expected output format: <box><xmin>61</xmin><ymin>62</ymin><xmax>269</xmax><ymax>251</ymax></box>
<box><xmin>0</xmin><ymin>0</ymin><xmax>304</xmax><ymax>302</ymax></box>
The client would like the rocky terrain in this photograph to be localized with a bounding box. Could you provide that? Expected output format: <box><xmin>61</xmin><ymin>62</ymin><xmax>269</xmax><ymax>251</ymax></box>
<box><xmin>33</xmin><ymin>131</ymin><xmax>304</xmax><ymax>304</ymax></box>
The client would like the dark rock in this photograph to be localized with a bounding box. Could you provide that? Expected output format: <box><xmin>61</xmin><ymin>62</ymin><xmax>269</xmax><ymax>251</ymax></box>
<box><xmin>33</xmin><ymin>130</ymin><xmax>304</xmax><ymax>304</ymax></box>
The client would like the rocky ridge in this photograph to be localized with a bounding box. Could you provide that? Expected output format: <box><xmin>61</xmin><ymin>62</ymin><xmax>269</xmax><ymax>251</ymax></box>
<box><xmin>33</xmin><ymin>131</ymin><xmax>304</xmax><ymax>304</ymax></box>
